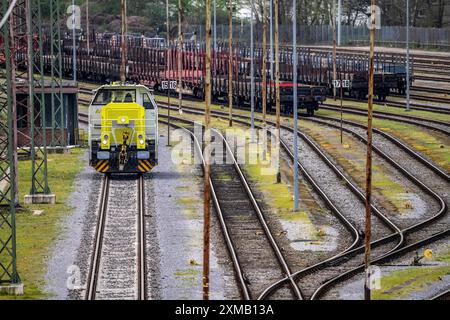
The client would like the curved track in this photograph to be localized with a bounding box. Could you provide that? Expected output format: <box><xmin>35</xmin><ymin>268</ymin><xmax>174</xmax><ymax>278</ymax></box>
<box><xmin>160</xmin><ymin>117</ymin><xmax>302</xmax><ymax>300</ymax></box>
<box><xmin>156</xmin><ymin>103</ymin><xmax>449</xmax><ymax>300</ymax></box>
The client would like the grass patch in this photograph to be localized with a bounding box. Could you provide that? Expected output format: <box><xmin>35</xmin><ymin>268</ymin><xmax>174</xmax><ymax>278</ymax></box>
<box><xmin>373</xmin><ymin>266</ymin><xmax>450</xmax><ymax>300</ymax></box>
<box><xmin>373</xmin><ymin>246</ymin><xmax>450</xmax><ymax>300</ymax></box>
<box><xmin>0</xmin><ymin>149</ymin><xmax>86</xmax><ymax>300</ymax></box>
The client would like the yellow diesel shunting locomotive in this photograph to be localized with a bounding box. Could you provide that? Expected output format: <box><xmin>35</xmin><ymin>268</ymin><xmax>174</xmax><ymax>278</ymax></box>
<box><xmin>89</xmin><ymin>83</ymin><xmax>158</xmax><ymax>173</ymax></box>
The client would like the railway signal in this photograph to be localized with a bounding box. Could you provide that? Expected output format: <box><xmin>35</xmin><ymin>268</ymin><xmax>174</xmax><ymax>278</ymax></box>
<box><xmin>333</xmin><ymin>79</ymin><xmax>350</xmax><ymax>144</ymax></box>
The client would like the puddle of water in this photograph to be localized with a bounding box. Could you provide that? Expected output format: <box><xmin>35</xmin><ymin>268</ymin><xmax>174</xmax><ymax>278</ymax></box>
<box><xmin>394</xmin><ymin>193</ymin><xmax>427</xmax><ymax>218</ymax></box>
<box><xmin>279</xmin><ymin>219</ymin><xmax>338</xmax><ymax>252</ymax></box>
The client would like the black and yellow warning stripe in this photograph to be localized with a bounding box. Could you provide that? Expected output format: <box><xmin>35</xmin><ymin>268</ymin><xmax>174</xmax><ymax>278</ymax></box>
<box><xmin>138</xmin><ymin>160</ymin><xmax>154</xmax><ymax>173</ymax></box>
<box><xmin>95</xmin><ymin>160</ymin><xmax>110</xmax><ymax>173</ymax></box>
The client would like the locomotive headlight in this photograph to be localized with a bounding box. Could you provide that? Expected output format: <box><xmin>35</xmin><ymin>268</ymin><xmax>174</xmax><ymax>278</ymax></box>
<box><xmin>121</xmin><ymin>117</ymin><xmax>126</xmax><ymax>123</ymax></box>
<box><xmin>101</xmin><ymin>134</ymin><xmax>110</xmax><ymax>150</ymax></box>
<box><xmin>137</xmin><ymin>134</ymin><xmax>145</xmax><ymax>149</ymax></box>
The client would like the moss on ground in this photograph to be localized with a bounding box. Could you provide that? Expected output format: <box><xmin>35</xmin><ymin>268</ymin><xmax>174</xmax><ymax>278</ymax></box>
<box><xmin>0</xmin><ymin>149</ymin><xmax>86</xmax><ymax>300</ymax></box>
<box><xmin>297</xmin><ymin>121</ymin><xmax>410</xmax><ymax>215</ymax></box>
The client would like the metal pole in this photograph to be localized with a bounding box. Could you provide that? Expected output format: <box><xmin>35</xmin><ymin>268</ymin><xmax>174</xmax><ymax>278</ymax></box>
<box><xmin>228</xmin><ymin>0</ymin><xmax>233</xmax><ymax>127</ymax></box>
<box><xmin>86</xmin><ymin>0</ymin><xmax>90</xmax><ymax>56</ymax></box>
<box><xmin>337</xmin><ymin>0</ymin><xmax>341</xmax><ymax>46</ymax></box>
<box><xmin>250</xmin><ymin>1</ymin><xmax>254</xmax><ymax>140</ymax></box>
<box><xmin>0</xmin><ymin>0</ymin><xmax>20</xmax><ymax>285</ymax></box>
<box><xmin>166</xmin><ymin>0</ymin><xmax>171</xmax><ymax>146</ymax></box>
<box><xmin>293</xmin><ymin>0</ymin><xmax>299</xmax><ymax>212</ymax></box>
<box><xmin>274</xmin><ymin>0</ymin><xmax>281</xmax><ymax>184</ymax></box>
<box><xmin>204</xmin><ymin>0</ymin><xmax>212</xmax><ymax>300</ymax></box>
<box><xmin>178</xmin><ymin>0</ymin><xmax>183</xmax><ymax>113</ymax></box>
<box><xmin>213</xmin><ymin>0</ymin><xmax>217</xmax><ymax>51</ymax></box>
<box><xmin>120</xmin><ymin>0</ymin><xmax>127</xmax><ymax>82</ymax></box>
<box><xmin>406</xmin><ymin>0</ymin><xmax>410</xmax><ymax>112</ymax></box>
<box><xmin>365</xmin><ymin>0</ymin><xmax>377</xmax><ymax>301</ymax></box>
<box><xmin>332</xmin><ymin>0</ymin><xmax>337</xmax><ymax>100</ymax></box>
<box><xmin>340</xmin><ymin>75</ymin><xmax>343</xmax><ymax>144</ymax></box>
<box><xmin>262</xmin><ymin>0</ymin><xmax>267</xmax><ymax>126</ymax></box>
<box><xmin>270</xmin><ymin>0</ymin><xmax>273</xmax><ymax>81</ymax></box>
<box><xmin>72</xmin><ymin>0</ymin><xmax>76</xmax><ymax>82</ymax></box>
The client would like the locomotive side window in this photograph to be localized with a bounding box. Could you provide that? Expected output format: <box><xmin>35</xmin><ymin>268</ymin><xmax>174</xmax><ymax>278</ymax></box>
<box><xmin>142</xmin><ymin>93</ymin><xmax>154</xmax><ymax>109</ymax></box>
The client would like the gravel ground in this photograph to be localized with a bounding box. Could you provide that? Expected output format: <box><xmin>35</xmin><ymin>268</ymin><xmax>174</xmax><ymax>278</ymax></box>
<box><xmin>297</xmin><ymin>117</ymin><xmax>450</xmax><ymax>300</ymax></box>
<box><xmin>48</xmin><ymin>128</ymin><xmax>237</xmax><ymax>300</ymax></box>
<box><xmin>303</xmin><ymin>117</ymin><xmax>444</xmax><ymax>230</ymax></box>
<box><xmin>279</xmin><ymin>126</ymin><xmax>393</xmax><ymax>239</ymax></box>
<box><xmin>95</xmin><ymin>176</ymin><xmax>139</xmax><ymax>300</ymax></box>
<box><xmin>149</xmin><ymin>127</ymin><xmax>236</xmax><ymax>300</ymax></box>
<box><xmin>45</xmin><ymin>151</ymin><xmax>102</xmax><ymax>300</ymax></box>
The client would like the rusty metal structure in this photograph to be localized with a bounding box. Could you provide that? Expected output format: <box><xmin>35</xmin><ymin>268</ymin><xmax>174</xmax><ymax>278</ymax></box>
<box><xmin>0</xmin><ymin>0</ymin><xmax>65</xmax><ymax>289</ymax></box>
<box><xmin>0</xmin><ymin>0</ymin><xmax>20</xmax><ymax>287</ymax></box>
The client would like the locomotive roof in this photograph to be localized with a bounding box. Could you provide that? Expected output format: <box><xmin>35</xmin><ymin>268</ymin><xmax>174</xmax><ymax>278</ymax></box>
<box><xmin>93</xmin><ymin>83</ymin><xmax>152</xmax><ymax>92</ymax></box>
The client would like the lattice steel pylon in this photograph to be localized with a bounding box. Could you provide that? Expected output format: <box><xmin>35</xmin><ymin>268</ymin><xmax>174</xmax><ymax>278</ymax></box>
<box><xmin>26</xmin><ymin>0</ymin><xmax>50</xmax><ymax>196</ymax></box>
<box><xmin>0</xmin><ymin>0</ymin><xmax>20</xmax><ymax>286</ymax></box>
<box><xmin>49</xmin><ymin>0</ymin><xmax>64</xmax><ymax>147</ymax></box>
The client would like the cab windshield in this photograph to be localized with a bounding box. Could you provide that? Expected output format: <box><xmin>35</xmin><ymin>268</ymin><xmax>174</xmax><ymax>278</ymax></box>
<box><xmin>93</xmin><ymin>89</ymin><xmax>136</xmax><ymax>105</ymax></box>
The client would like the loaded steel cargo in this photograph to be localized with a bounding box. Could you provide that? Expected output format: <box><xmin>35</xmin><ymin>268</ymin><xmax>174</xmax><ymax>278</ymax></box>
<box><xmin>88</xmin><ymin>83</ymin><xmax>158</xmax><ymax>174</ymax></box>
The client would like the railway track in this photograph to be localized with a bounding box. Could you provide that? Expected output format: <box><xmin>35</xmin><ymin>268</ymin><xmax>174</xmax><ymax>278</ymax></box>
<box><xmin>321</xmin><ymin>103</ymin><xmax>450</xmax><ymax>136</ymax></box>
<box><xmin>78</xmin><ymin>88</ymin><xmax>449</xmax><ymax>136</ymax></box>
<box><xmin>78</xmin><ymin>86</ymin><xmax>449</xmax><ymax>299</ymax></box>
<box><xmin>430</xmin><ymin>289</ymin><xmax>450</xmax><ymax>300</ymax></box>
<box><xmin>160</xmin><ymin>117</ymin><xmax>303</xmax><ymax>300</ymax></box>
<box><xmin>157</xmin><ymin>103</ymin><xmax>449</xmax><ymax>300</ymax></box>
<box><xmin>80</xmin><ymin>89</ymin><xmax>450</xmax><ymax>116</ymax></box>
<box><xmin>85</xmin><ymin>175</ymin><xmax>147</xmax><ymax>300</ymax></box>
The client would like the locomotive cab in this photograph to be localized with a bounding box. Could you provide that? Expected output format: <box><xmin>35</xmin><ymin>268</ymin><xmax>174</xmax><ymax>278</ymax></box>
<box><xmin>89</xmin><ymin>83</ymin><xmax>158</xmax><ymax>174</ymax></box>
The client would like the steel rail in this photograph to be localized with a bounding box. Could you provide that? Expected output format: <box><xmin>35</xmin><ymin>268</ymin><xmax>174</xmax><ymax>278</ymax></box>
<box><xmin>85</xmin><ymin>175</ymin><xmax>110</xmax><ymax>300</ymax></box>
<box><xmin>314</xmin><ymin>115</ymin><xmax>450</xmax><ymax>181</ymax></box>
<box><xmin>137</xmin><ymin>175</ymin><xmax>147</xmax><ymax>300</ymax></box>
<box><xmin>321</xmin><ymin>103</ymin><xmax>450</xmax><ymax>136</ymax></box>
<box><xmin>430</xmin><ymin>288</ymin><xmax>450</xmax><ymax>300</ymax></box>
<box><xmin>158</xmin><ymin>118</ymin><xmax>251</xmax><ymax>300</ymax></box>
<box><xmin>157</xmin><ymin>105</ymin><xmax>405</xmax><ymax>300</ymax></box>
<box><xmin>159</xmin><ymin>114</ymin><xmax>304</xmax><ymax>299</ymax></box>
<box><xmin>156</xmin><ymin>103</ymin><xmax>448</xmax><ymax>300</ymax></box>
<box><xmin>85</xmin><ymin>175</ymin><xmax>147</xmax><ymax>300</ymax></box>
